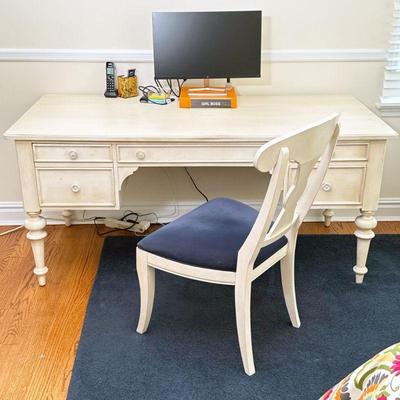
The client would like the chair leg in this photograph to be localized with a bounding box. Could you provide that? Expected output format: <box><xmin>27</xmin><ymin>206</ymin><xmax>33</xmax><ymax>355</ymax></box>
<box><xmin>136</xmin><ymin>249</ymin><xmax>155</xmax><ymax>334</ymax></box>
<box><xmin>280</xmin><ymin>251</ymin><xmax>301</xmax><ymax>328</ymax></box>
<box><xmin>235</xmin><ymin>281</ymin><xmax>255</xmax><ymax>376</ymax></box>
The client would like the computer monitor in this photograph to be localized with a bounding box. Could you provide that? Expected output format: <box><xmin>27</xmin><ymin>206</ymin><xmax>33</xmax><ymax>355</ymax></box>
<box><xmin>152</xmin><ymin>11</ymin><xmax>262</xmax><ymax>80</ymax></box>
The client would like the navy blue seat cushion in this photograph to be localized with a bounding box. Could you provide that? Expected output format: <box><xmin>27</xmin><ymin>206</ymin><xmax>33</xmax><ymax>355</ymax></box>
<box><xmin>138</xmin><ymin>198</ymin><xmax>288</xmax><ymax>272</ymax></box>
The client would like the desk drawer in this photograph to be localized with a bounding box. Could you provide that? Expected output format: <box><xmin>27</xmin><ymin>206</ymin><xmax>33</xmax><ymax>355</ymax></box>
<box><xmin>33</xmin><ymin>144</ymin><xmax>113</xmax><ymax>162</ymax></box>
<box><xmin>314</xmin><ymin>167</ymin><xmax>365</xmax><ymax>205</ymax></box>
<box><xmin>290</xmin><ymin>166</ymin><xmax>365</xmax><ymax>206</ymax></box>
<box><xmin>332</xmin><ymin>143</ymin><xmax>368</xmax><ymax>161</ymax></box>
<box><xmin>36</xmin><ymin>167</ymin><xmax>115</xmax><ymax>207</ymax></box>
<box><xmin>117</xmin><ymin>145</ymin><xmax>259</xmax><ymax>164</ymax></box>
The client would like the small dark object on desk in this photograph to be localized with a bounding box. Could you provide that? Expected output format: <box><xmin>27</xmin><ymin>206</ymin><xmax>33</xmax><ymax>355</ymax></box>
<box><xmin>104</xmin><ymin>61</ymin><xmax>118</xmax><ymax>98</ymax></box>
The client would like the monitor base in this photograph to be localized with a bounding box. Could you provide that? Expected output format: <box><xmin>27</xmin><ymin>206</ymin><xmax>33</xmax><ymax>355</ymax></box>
<box><xmin>188</xmin><ymin>79</ymin><xmax>229</xmax><ymax>94</ymax></box>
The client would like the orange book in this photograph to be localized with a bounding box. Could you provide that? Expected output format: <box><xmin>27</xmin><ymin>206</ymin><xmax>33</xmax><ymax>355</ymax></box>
<box><xmin>179</xmin><ymin>86</ymin><xmax>237</xmax><ymax>108</ymax></box>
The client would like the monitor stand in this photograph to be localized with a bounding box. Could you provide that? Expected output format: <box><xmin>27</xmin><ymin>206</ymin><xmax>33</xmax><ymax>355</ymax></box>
<box><xmin>188</xmin><ymin>79</ymin><xmax>230</xmax><ymax>97</ymax></box>
<box><xmin>180</xmin><ymin>79</ymin><xmax>237</xmax><ymax>108</ymax></box>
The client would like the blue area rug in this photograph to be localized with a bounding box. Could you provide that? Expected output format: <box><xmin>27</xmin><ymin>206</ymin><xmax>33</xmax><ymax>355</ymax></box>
<box><xmin>67</xmin><ymin>235</ymin><xmax>400</xmax><ymax>400</ymax></box>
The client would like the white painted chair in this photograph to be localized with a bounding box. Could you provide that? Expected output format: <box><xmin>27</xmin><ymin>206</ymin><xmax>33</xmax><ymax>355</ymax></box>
<box><xmin>135</xmin><ymin>115</ymin><xmax>340</xmax><ymax>375</ymax></box>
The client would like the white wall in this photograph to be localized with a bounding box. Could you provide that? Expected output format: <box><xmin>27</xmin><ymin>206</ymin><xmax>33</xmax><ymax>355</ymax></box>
<box><xmin>1</xmin><ymin>0</ymin><xmax>399</xmax><ymax>223</ymax></box>
<box><xmin>0</xmin><ymin>0</ymin><xmax>392</xmax><ymax>49</ymax></box>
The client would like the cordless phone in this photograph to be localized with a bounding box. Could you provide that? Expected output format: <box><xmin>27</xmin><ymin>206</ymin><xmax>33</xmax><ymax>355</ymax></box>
<box><xmin>104</xmin><ymin>62</ymin><xmax>118</xmax><ymax>98</ymax></box>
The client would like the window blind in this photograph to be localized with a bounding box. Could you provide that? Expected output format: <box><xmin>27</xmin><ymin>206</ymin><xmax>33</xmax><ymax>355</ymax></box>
<box><xmin>378</xmin><ymin>0</ymin><xmax>400</xmax><ymax>116</ymax></box>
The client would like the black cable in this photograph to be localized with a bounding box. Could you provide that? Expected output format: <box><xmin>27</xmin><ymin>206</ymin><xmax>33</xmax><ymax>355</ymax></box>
<box><xmin>139</xmin><ymin>85</ymin><xmax>159</xmax><ymax>96</ymax></box>
<box><xmin>167</xmin><ymin>79</ymin><xmax>180</xmax><ymax>97</ymax></box>
<box><xmin>155</xmin><ymin>79</ymin><xmax>168</xmax><ymax>94</ymax></box>
<box><xmin>173</xmin><ymin>79</ymin><xmax>186</xmax><ymax>97</ymax></box>
<box><xmin>177</xmin><ymin>79</ymin><xmax>186</xmax><ymax>96</ymax></box>
<box><xmin>139</xmin><ymin>84</ymin><xmax>174</xmax><ymax>105</ymax></box>
<box><xmin>127</xmin><ymin>211</ymin><xmax>159</xmax><ymax>222</ymax></box>
<box><xmin>92</xmin><ymin>216</ymin><xmax>138</xmax><ymax>236</ymax></box>
<box><xmin>184</xmin><ymin>167</ymin><xmax>208</xmax><ymax>202</ymax></box>
<box><xmin>92</xmin><ymin>210</ymin><xmax>160</xmax><ymax>237</ymax></box>
<box><xmin>141</xmin><ymin>79</ymin><xmax>186</xmax><ymax>104</ymax></box>
<box><xmin>122</xmin><ymin>211</ymin><xmax>157</xmax><ymax>223</ymax></box>
<box><xmin>160</xmin><ymin>78</ymin><xmax>187</xmax><ymax>98</ymax></box>
<box><xmin>166</xmin><ymin>79</ymin><xmax>175</xmax><ymax>96</ymax></box>
<box><xmin>121</xmin><ymin>211</ymin><xmax>139</xmax><ymax>224</ymax></box>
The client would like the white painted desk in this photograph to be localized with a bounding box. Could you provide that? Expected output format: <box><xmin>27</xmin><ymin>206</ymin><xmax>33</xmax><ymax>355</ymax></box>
<box><xmin>4</xmin><ymin>94</ymin><xmax>397</xmax><ymax>286</ymax></box>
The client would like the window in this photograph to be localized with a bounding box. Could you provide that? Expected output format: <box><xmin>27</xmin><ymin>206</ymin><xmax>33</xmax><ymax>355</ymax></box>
<box><xmin>378</xmin><ymin>1</ymin><xmax>400</xmax><ymax>116</ymax></box>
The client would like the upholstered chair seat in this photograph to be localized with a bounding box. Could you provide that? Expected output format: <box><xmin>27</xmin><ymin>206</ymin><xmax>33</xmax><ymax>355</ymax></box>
<box><xmin>138</xmin><ymin>198</ymin><xmax>288</xmax><ymax>272</ymax></box>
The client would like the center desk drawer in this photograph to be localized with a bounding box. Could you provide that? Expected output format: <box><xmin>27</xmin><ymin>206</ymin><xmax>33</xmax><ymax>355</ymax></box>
<box><xmin>36</xmin><ymin>168</ymin><xmax>115</xmax><ymax>207</ymax></box>
<box><xmin>33</xmin><ymin>144</ymin><xmax>112</xmax><ymax>162</ymax></box>
<box><xmin>117</xmin><ymin>145</ymin><xmax>259</xmax><ymax>164</ymax></box>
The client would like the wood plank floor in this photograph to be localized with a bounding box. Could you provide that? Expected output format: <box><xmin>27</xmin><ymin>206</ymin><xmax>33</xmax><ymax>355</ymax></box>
<box><xmin>0</xmin><ymin>221</ymin><xmax>399</xmax><ymax>399</ymax></box>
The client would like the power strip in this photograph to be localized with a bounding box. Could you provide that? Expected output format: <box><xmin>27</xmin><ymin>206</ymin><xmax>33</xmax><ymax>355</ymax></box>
<box><xmin>103</xmin><ymin>218</ymin><xmax>151</xmax><ymax>233</ymax></box>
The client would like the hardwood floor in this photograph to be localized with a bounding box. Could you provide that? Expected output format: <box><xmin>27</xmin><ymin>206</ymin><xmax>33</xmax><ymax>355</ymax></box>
<box><xmin>0</xmin><ymin>225</ymin><xmax>103</xmax><ymax>400</ymax></box>
<box><xmin>0</xmin><ymin>221</ymin><xmax>399</xmax><ymax>399</ymax></box>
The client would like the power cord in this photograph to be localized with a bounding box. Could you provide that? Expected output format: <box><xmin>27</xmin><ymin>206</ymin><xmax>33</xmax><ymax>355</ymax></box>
<box><xmin>123</xmin><ymin>210</ymin><xmax>159</xmax><ymax>224</ymax></box>
<box><xmin>184</xmin><ymin>167</ymin><xmax>209</xmax><ymax>202</ymax></box>
<box><xmin>140</xmin><ymin>79</ymin><xmax>186</xmax><ymax>105</ymax></box>
<box><xmin>166</xmin><ymin>79</ymin><xmax>186</xmax><ymax>97</ymax></box>
<box><xmin>91</xmin><ymin>210</ymin><xmax>161</xmax><ymax>237</ymax></box>
<box><xmin>155</xmin><ymin>79</ymin><xmax>168</xmax><ymax>94</ymax></box>
<box><xmin>139</xmin><ymin>85</ymin><xmax>174</xmax><ymax>105</ymax></box>
<box><xmin>0</xmin><ymin>225</ymin><xmax>24</xmax><ymax>236</ymax></box>
<box><xmin>0</xmin><ymin>211</ymin><xmax>160</xmax><ymax>238</ymax></box>
<box><xmin>92</xmin><ymin>216</ymin><xmax>136</xmax><ymax>236</ymax></box>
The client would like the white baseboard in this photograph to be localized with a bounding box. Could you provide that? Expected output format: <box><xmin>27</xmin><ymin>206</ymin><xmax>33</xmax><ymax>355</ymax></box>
<box><xmin>1</xmin><ymin>198</ymin><xmax>400</xmax><ymax>226</ymax></box>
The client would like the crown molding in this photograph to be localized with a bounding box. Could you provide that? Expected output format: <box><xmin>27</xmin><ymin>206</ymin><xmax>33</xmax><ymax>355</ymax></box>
<box><xmin>0</xmin><ymin>48</ymin><xmax>387</xmax><ymax>63</ymax></box>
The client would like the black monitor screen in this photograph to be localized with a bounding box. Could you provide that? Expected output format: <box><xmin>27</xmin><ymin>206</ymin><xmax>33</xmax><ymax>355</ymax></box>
<box><xmin>152</xmin><ymin>11</ymin><xmax>262</xmax><ymax>80</ymax></box>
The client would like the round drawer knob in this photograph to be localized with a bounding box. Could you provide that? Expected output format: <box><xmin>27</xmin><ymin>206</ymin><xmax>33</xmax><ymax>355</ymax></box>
<box><xmin>69</xmin><ymin>150</ymin><xmax>78</xmax><ymax>160</ymax></box>
<box><xmin>322</xmin><ymin>182</ymin><xmax>332</xmax><ymax>192</ymax></box>
<box><xmin>136</xmin><ymin>150</ymin><xmax>146</xmax><ymax>160</ymax></box>
<box><xmin>71</xmin><ymin>184</ymin><xmax>80</xmax><ymax>193</ymax></box>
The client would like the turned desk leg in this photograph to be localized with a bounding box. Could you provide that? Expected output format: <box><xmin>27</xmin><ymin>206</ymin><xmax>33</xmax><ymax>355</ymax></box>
<box><xmin>62</xmin><ymin>210</ymin><xmax>73</xmax><ymax>226</ymax></box>
<box><xmin>25</xmin><ymin>212</ymin><xmax>48</xmax><ymax>286</ymax></box>
<box><xmin>322</xmin><ymin>209</ymin><xmax>334</xmax><ymax>227</ymax></box>
<box><xmin>353</xmin><ymin>211</ymin><xmax>377</xmax><ymax>284</ymax></box>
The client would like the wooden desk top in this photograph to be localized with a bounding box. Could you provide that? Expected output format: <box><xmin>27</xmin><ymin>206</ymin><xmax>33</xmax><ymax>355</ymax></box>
<box><xmin>4</xmin><ymin>94</ymin><xmax>397</xmax><ymax>142</ymax></box>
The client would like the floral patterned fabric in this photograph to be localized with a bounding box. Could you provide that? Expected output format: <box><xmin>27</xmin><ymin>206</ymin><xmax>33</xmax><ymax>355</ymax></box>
<box><xmin>320</xmin><ymin>343</ymin><xmax>400</xmax><ymax>400</ymax></box>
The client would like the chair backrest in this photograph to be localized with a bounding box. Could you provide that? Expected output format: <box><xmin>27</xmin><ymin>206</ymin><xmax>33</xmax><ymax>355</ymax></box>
<box><xmin>238</xmin><ymin>114</ymin><xmax>340</xmax><ymax>268</ymax></box>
